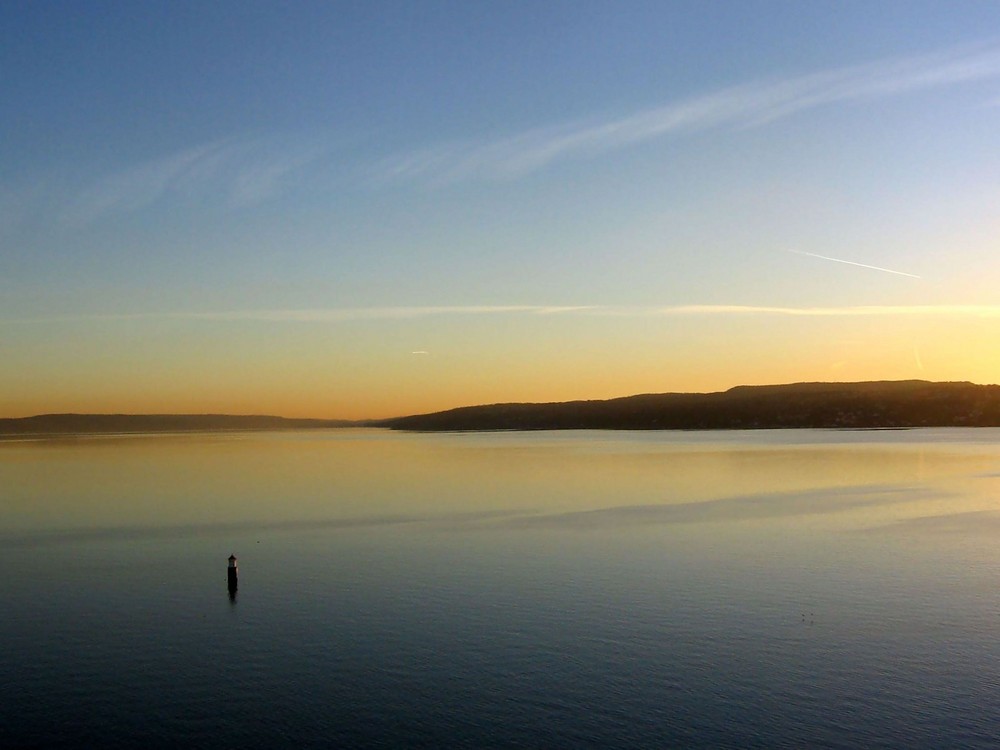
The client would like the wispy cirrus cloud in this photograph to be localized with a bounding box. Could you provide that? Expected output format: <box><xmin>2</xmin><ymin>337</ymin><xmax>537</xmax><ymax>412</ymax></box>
<box><xmin>62</xmin><ymin>136</ymin><xmax>329</xmax><ymax>225</ymax></box>
<box><xmin>635</xmin><ymin>304</ymin><xmax>1000</xmax><ymax>317</ymax></box>
<box><xmin>52</xmin><ymin>41</ymin><xmax>1000</xmax><ymax>221</ymax></box>
<box><xmin>374</xmin><ymin>42</ymin><xmax>1000</xmax><ymax>185</ymax></box>
<box><xmin>177</xmin><ymin>305</ymin><xmax>596</xmax><ymax>321</ymax></box>
<box><xmin>9</xmin><ymin>304</ymin><xmax>1000</xmax><ymax>325</ymax></box>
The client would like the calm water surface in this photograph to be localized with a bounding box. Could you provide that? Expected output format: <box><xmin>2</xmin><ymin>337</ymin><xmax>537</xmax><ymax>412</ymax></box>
<box><xmin>3</xmin><ymin>428</ymin><xmax>1000</xmax><ymax>748</ymax></box>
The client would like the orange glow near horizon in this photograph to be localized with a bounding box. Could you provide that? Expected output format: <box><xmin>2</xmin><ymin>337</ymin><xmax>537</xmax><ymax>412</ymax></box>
<box><xmin>2</xmin><ymin>310</ymin><xmax>997</xmax><ymax>420</ymax></box>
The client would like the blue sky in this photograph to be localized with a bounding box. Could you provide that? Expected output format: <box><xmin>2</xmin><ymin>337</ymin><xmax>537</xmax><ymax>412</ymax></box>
<box><xmin>3</xmin><ymin>1</ymin><xmax>1000</xmax><ymax>417</ymax></box>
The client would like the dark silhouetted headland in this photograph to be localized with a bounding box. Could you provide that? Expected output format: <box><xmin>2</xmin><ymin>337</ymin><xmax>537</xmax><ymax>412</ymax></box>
<box><xmin>0</xmin><ymin>414</ymin><xmax>355</xmax><ymax>437</ymax></box>
<box><xmin>375</xmin><ymin>380</ymin><xmax>1000</xmax><ymax>431</ymax></box>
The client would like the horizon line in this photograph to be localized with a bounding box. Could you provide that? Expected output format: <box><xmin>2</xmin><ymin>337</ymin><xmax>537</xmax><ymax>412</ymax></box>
<box><xmin>3</xmin><ymin>377</ymin><xmax>996</xmax><ymax>424</ymax></box>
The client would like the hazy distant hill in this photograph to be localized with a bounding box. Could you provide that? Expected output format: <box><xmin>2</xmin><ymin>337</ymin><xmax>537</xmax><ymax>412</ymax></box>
<box><xmin>0</xmin><ymin>413</ymin><xmax>354</xmax><ymax>436</ymax></box>
<box><xmin>376</xmin><ymin>380</ymin><xmax>1000</xmax><ymax>431</ymax></box>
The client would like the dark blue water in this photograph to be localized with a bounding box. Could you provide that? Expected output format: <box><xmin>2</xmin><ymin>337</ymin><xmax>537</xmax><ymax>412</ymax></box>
<box><xmin>3</xmin><ymin>429</ymin><xmax>1000</xmax><ymax>747</ymax></box>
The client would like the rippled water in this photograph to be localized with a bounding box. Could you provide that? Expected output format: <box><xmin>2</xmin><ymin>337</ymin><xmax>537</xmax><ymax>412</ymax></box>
<box><xmin>3</xmin><ymin>428</ymin><xmax>1000</xmax><ymax>748</ymax></box>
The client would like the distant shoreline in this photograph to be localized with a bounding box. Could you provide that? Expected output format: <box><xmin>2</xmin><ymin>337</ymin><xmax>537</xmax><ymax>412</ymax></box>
<box><xmin>0</xmin><ymin>427</ymin><xmax>366</xmax><ymax>442</ymax></box>
<box><xmin>0</xmin><ymin>414</ymin><xmax>359</xmax><ymax>438</ymax></box>
<box><xmin>4</xmin><ymin>380</ymin><xmax>1000</xmax><ymax>436</ymax></box>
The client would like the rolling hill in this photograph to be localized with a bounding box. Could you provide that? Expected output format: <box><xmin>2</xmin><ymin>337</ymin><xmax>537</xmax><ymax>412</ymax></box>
<box><xmin>375</xmin><ymin>380</ymin><xmax>1000</xmax><ymax>431</ymax></box>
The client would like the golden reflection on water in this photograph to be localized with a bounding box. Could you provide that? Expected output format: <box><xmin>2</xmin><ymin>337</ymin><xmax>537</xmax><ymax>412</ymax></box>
<box><xmin>1</xmin><ymin>428</ymin><xmax>999</xmax><ymax>536</ymax></box>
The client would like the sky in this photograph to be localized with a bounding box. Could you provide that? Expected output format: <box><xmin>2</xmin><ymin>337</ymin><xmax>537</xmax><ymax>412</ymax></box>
<box><xmin>3</xmin><ymin>1</ymin><xmax>1000</xmax><ymax>419</ymax></box>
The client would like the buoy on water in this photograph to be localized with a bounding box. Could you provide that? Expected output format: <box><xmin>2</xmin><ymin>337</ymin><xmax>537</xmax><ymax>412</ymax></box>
<box><xmin>227</xmin><ymin>554</ymin><xmax>238</xmax><ymax>595</ymax></box>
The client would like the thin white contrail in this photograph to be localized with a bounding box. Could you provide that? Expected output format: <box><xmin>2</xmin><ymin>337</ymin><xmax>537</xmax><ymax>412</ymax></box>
<box><xmin>788</xmin><ymin>249</ymin><xmax>921</xmax><ymax>278</ymax></box>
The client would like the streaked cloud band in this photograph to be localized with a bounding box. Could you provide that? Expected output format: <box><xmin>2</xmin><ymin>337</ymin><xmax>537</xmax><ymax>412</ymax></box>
<box><xmin>8</xmin><ymin>304</ymin><xmax>1000</xmax><ymax>324</ymax></box>
<box><xmin>62</xmin><ymin>136</ymin><xmax>329</xmax><ymax>225</ymax></box>
<box><xmin>376</xmin><ymin>42</ymin><xmax>1000</xmax><ymax>184</ymax></box>
<box><xmin>175</xmin><ymin>304</ymin><xmax>1000</xmax><ymax>320</ymax></box>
